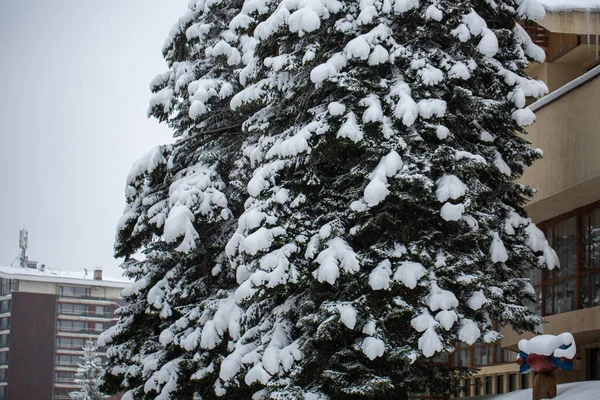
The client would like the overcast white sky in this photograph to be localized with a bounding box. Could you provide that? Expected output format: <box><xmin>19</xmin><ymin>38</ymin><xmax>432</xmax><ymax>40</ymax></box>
<box><xmin>0</xmin><ymin>1</ymin><xmax>187</xmax><ymax>279</ymax></box>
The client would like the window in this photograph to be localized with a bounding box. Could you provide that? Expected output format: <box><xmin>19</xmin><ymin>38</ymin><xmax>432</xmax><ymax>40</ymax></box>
<box><xmin>485</xmin><ymin>376</ymin><xmax>493</xmax><ymax>395</ymax></box>
<box><xmin>473</xmin><ymin>345</ymin><xmax>490</xmax><ymax>366</ymax></box>
<box><xmin>56</xmin><ymin>337</ymin><xmax>85</xmax><ymax>349</ymax></box>
<box><xmin>462</xmin><ymin>379</ymin><xmax>470</xmax><ymax>397</ymax></box>
<box><xmin>0</xmin><ymin>335</ymin><xmax>8</xmax><ymax>348</ymax></box>
<box><xmin>55</xmin><ymin>354</ymin><xmax>81</xmax><ymax>366</ymax></box>
<box><xmin>58</xmin><ymin>303</ymin><xmax>89</xmax><ymax>315</ymax></box>
<box><xmin>0</xmin><ymin>300</ymin><xmax>10</xmax><ymax>314</ymax></box>
<box><xmin>454</xmin><ymin>342</ymin><xmax>502</xmax><ymax>367</ymax></box>
<box><xmin>474</xmin><ymin>378</ymin><xmax>482</xmax><ymax>396</ymax></box>
<box><xmin>509</xmin><ymin>374</ymin><xmax>517</xmax><ymax>391</ymax></box>
<box><xmin>57</xmin><ymin>320</ymin><xmax>88</xmax><ymax>332</ymax></box>
<box><xmin>0</xmin><ymin>369</ymin><xmax>6</xmax><ymax>383</ymax></box>
<box><xmin>94</xmin><ymin>322</ymin><xmax>104</xmax><ymax>332</ymax></box>
<box><xmin>0</xmin><ymin>279</ymin><xmax>17</xmax><ymax>296</ymax></box>
<box><xmin>591</xmin><ymin>348</ymin><xmax>600</xmax><ymax>380</ymax></box>
<box><xmin>95</xmin><ymin>305</ymin><xmax>104</xmax><ymax>315</ymax></box>
<box><xmin>0</xmin><ymin>351</ymin><xmax>8</xmax><ymax>365</ymax></box>
<box><xmin>58</xmin><ymin>286</ymin><xmax>91</xmax><ymax>298</ymax></box>
<box><xmin>0</xmin><ymin>318</ymin><xmax>9</xmax><ymax>331</ymax></box>
<box><xmin>502</xmin><ymin>348</ymin><xmax>518</xmax><ymax>363</ymax></box>
<box><xmin>534</xmin><ymin>202</ymin><xmax>600</xmax><ymax>316</ymax></box>
<box><xmin>521</xmin><ymin>373</ymin><xmax>530</xmax><ymax>389</ymax></box>
<box><xmin>496</xmin><ymin>375</ymin><xmax>504</xmax><ymax>394</ymax></box>
<box><xmin>55</xmin><ymin>370</ymin><xmax>75</xmax><ymax>383</ymax></box>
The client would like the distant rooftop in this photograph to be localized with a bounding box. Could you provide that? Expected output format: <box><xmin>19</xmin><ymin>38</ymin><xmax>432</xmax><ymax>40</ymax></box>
<box><xmin>0</xmin><ymin>265</ymin><xmax>129</xmax><ymax>288</ymax></box>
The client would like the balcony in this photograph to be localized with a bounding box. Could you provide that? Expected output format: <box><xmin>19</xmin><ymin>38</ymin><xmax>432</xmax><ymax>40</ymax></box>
<box><xmin>57</xmin><ymin>293</ymin><xmax>119</xmax><ymax>302</ymax></box>
<box><xmin>57</xmin><ymin>310</ymin><xmax>115</xmax><ymax>318</ymax></box>
<box><xmin>55</xmin><ymin>327</ymin><xmax>105</xmax><ymax>335</ymax></box>
<box><xmin>521</xmin><ymin>65</ymin><xmax>600</xmax><ymax>223</ymax></box>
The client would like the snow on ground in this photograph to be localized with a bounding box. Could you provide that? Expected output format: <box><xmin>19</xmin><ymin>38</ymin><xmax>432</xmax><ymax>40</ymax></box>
<box><xmin>537</xmin><ymin>0</ymin><xmax>600</xmax><ymax>12</ymax></box>
<box><xmin>491</xmin><ymin>381</ymin><xmax>600</xmax><ymax>399</ymax></box>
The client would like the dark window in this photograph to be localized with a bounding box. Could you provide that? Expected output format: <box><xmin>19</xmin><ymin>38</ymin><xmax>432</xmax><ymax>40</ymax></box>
<box><xmin>0</xmin><ymin>318</ymin><xmax>9</xmax><ymax>331</ymax></box>
<box><xmin>474</xmin><ymin>378</ymin><xmax>482</xmax><ymax>396</ymax></box>
<box><xmin>463</xmin><ymin>379</ymin><xmax>470</xmax><ymax>397</ymax></box>
<box><xmin>591</xmin><ymin>348</ymin><xmax>600</xmax><ymax>380</ymax></box>
<box><xmin>509</xmin><ymin>373</ymin><xmax>517</xmax><ymax>391</ymax></box>
<box><xmin>0</xmin><ymin>300</ymin><xmax>10</xmax><ymax>314</ymax></box>
<box><xmin>0</xmin><ymin>279</ymin><xmax>16</xmax><ymax>296</ymax></box>
<box><xmin>0</xmin><ymin>351</ymin><xmax>8</xmax><ymax>365</ymax></box>
<box><xmin>496</xmin><ymin>375</ymin><xmax>504</xmax><ymax>394</ymax></box>
<box><xmin>521</xmin><ymin>373</ymin><xmax>530</xmax><ymax>389</ymax></box>
<box><xmin>536</xmin><ymin>202</ymin><xmax>600</xmax><ymax>315</ymax></box>
<box><xmin>0</xmin><ymin>335</ymin><xmax>8</xmax><ymax>348</ymax></box>
<box><xmin>485</xmin><ymin>376</ymin><xmax>493</xmax><ymax>395</ymax></box>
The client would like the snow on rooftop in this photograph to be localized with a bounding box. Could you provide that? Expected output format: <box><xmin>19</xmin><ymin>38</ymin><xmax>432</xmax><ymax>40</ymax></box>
<box><xmin>537</xmin><ymin>0</ymin><xmax>600</xmax><ymax>12</ymax></box>
<box><xmin>0</xmin><ymin>265</ymin><xmax>129</xmax><ymax>287</ymax></box>
<box><xmin>491</xmin><ymin>381</ymin><xmax>600</xmax><ymax>399</ymax></box>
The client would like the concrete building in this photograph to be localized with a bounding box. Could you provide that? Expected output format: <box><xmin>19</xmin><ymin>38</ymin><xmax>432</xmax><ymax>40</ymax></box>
<box><xmin>0</xmin><ymin>264</ymin><xmax>128</xmax><ymax>400</ymax></box>
<box><xmin>453</xmin><ymin>6</ymin><xmax>600</xmax><ymax>398</ymax></box>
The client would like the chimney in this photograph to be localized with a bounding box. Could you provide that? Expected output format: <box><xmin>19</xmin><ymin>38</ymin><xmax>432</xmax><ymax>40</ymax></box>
<box><xmin>93</xmin><ymin>266</ymin><xmax>103</xmax><ymax>281</ymax></box>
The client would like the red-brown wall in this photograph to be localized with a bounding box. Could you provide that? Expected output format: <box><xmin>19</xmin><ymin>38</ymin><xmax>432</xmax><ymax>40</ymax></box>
<box><xmin>7</xmin><ymin>292</ymin><xmax>56</xmax><ymax>400</ymax></box>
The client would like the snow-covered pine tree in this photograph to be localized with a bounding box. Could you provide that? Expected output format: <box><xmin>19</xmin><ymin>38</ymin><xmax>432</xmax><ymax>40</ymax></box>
<box><xmin>69</xmin><ymin>340</ymin><xmax>108</xmax><ymax>400</ymax></box>
<box><xmin>205</xmin><ymin>0</ymin><xmax>558</xmax><ymax>398</ymax></box>
<box><xmin>100</xmin><ymin>1</ymin><xmax>254</xmax><ymax>399</ymax></box>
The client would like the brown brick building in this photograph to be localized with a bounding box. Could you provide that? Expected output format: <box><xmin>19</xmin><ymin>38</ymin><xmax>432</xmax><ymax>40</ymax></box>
<box><xmin>0</xmin><ymin>265</ymin><xmax>127</xmax><ymax>400</ymax></box>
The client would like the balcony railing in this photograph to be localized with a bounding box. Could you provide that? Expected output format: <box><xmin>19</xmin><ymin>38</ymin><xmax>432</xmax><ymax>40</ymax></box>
<box><xmin>57</xmin><ymin>293</ymin><xmax>119</xmax><ymax>302</ymax></box>
<box><xmin>55</xmin><ymin>327</ymin><xmax>105</xmax><ymax>335</ymax></box>
<box><xmin>54</xmin><ymin>377</ymin><xmax>76</xmax><ymax>383</ymax></box>
<box><xmin>55</xmin><ymin>361</ymin><xmax>79</xmax><ymax>367</ymax></box>
<box><xmin>57</xmin><ymin>310</ymin><xmax>116</xmax><ymax>318</ymax></box>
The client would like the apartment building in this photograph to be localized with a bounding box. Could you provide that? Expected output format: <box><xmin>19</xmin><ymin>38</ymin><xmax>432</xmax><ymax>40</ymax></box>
<box><xmin>453</xmin><ymin>4</ymin><xmax>600</xmax><ymax>398</ymax></box>
<box><xmin>0</xmin><ymin>264</ymin><xmax>128</xmax><ymax>400</ymax></box>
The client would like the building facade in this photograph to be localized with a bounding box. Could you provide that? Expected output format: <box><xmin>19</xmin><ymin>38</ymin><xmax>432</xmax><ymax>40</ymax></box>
<box><xmin>453</xmin><ymin>5</ymin><xmax>600</xmax><ymax>398</ymax></box>
<box><xmin>0</xmin><ymin>265</ymin><xmax>127</xmax><ymax>400</ymax></box>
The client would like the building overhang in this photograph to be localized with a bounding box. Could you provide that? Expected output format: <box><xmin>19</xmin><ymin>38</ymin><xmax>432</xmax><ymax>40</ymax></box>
<box><xmin>536</xmin><ymin>1</ymin><xmax>600</xmax><ymax>34</ymax></box>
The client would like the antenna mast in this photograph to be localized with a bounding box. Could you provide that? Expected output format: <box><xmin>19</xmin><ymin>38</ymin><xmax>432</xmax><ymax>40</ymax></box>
<box><xmin>11</xmin><ymin>230</ymin><xmax>29</xmax><ymax>268</ymax></box>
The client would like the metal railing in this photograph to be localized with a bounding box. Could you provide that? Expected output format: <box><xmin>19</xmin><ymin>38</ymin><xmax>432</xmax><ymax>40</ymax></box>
<box><xmin>55</xmin><ymin>327</ymin><xmax>105</xmax><ymax>335</ymax></box>
<box><xmin>57</xmin><ymin>293</ymin><xmax>123</xmax><ymax>303</ymax></box>
<box><xmin>57</xmin><ymin>309</ymin><xmax>115</xmax><ymax>318</ymax></box>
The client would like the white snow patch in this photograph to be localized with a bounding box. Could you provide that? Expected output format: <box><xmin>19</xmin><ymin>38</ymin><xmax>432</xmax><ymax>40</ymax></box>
<box><xmin>459</xmin><ymin>318</ymin><xmax>481</xmax><ymax>345</ymax></box>
<box><xmin>393</xmin><ymin>261</ymin><xmax>426</xmax><ymax>289</ymax></box>
<box><xmin>490</xmin><ymin>231</ymin><xmax>509</xmax><ymax>263</ymax></box>
<box><xmin>338</xmin><ymin>304</ymin><xmax>357</xmax><ymax>329</ymax></box>
<box><xmin>362</xmin><ymin>337</ymin><xmax>385</xmax><ymax>360</ymax></box>
<box><xmin>440</xmin><ymin>202</ymin><xmax>465</xmax><ymax>221</ymax></box>
<box><xmin>328</xmin><ymin>102</ymin><xmax>346</xmax><ymax>116</ymax></box>
<box><xmin>369</xmin><ymin>259</ymin><xmax>393</xmax><ymax>290</ymax></box>
<box><xmin>417</xmin><ymin>99</ymin><xmax>447</xmax><ymax>119</ymax></box>
<box><xmin>436</xmin><ymin>174</ymin><xmax>467</xmax><ymax>202</ymax></box>
<box><xmin>313</xmin><ymin>238</ymin><xmax>360</xmax><ymax>285</ymax></box>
